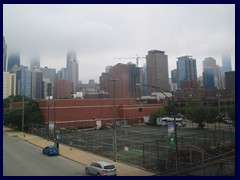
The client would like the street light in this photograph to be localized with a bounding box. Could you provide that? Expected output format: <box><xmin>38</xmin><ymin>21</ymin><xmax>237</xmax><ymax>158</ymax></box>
<box><xmin>216</xmin><ymin>93</ymin><xmax>221</xmax><ymax>131</ymax></box>
<box><xmin>111</xmin><ymin>79</ymin><xmax>118</xmax><ymax>162</ymax></box>
<box><xmin>136</xmin><ymin>83</ymin><xmax>179</xmax><ymax>168</ymax></box>
<box><xmin>22</xmin><ymin>95</ymin><xmax>24</xmax><ymax>132</ymax></box>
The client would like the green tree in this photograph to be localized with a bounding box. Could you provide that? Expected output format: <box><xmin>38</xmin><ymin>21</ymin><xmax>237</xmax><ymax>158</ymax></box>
<box><xmin>3</xmin><ymin>95</ymin><xmax>32</xmax><ymax>109</ymax></box>
<box><xmin>228</xmin><ymin>105</ymin><xmax>235</xmax><ymax>122</ymax></box>
<box><xmin>149</xmin><ymin>111</ymin><xmax>160</xmax><ymax>125</ymax></box>
<box><xmin>185</xmin><ymin>99</ymin><xmax>206</xmax><ymax>128</ymax></box>
<box><xmin>149</xmin><ymin>104</ymin><xmax>175</xmax><ymax>125</ymax></box>
<box><xmin>24</xmin><ymin>100</ymin><xmax>43</xmax><ymax>126</ymax></box>
<box><xmin>3</xmin><ymin>98</ymin><xmax>43</xmax><ymax>131</ymax></box>
<box><xmin>204</xmin><ymin>105</ymin><xmax>218</xmax><ymax>123</ymax></box>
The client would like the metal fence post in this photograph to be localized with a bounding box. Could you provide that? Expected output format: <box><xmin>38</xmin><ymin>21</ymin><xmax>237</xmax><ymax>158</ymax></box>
<box><xmin>190</xmin><ymin>149</ymin><xmax>192</xmax><ymax>166</ymax></box>
<box><xmin>143</xmin><ymin>143</ymin><xmax>145</xmax><ymax>167</ymax></box>
<box><xmin>204</xmin><ymin>133</ymin><xmax>206</xmax><ymax>145</ymax></box>
<box><xmin>181</xmin><ymin>136</ymin><xmax>184</xmax><ymax>147</ymax></box>
<box><xmin>213</xmin><ymin>131</ymin><xmax>216</xmax><ymax>146</ymax></box>
<box><xmin>165</xmin><ymin>146</ymin><xmax>168</xmax><ymax>172</ymax></box>
<box><xmin>222</xmin><ymin>130</ymin><xmax>225</xmax><ymax>142</ymax></box>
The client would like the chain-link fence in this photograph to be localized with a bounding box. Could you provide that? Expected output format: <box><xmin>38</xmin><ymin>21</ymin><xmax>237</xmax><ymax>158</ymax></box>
<box><xmin>28</xmin><ymin>123</ymin><xmax>235</xmax><ymax>174</ymax></box>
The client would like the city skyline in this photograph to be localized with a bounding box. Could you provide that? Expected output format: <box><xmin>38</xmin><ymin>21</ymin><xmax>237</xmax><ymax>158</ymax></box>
<box><xmin>3</xmin><ymin>4</ymin><xmax>235</xmax><ymax>83</ymax></box>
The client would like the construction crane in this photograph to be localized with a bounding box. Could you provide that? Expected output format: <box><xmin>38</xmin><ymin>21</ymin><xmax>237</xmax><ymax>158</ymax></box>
<box><xmin>114</xmin><ymin>54</ymin><xmax>145</xmax><ymax>67</ymax></box>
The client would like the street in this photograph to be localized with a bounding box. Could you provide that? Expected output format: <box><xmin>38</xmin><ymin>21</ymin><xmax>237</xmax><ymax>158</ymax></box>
<box><xmin>3</xmin><ymin>134</ymin><xmax>86</xmax><ymax>176</ymax></box>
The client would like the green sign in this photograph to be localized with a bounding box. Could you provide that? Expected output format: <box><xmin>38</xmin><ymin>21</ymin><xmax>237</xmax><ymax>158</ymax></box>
<box><xmin>167</xmin><ymin>136</ymin><xmax>176</xmax><ymax>148</ymax></box>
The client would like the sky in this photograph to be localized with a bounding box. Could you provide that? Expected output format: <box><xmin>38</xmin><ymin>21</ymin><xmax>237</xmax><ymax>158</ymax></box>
<box><xmin>3</xmin><ymin>4</ymin><xmax>235</xmax><ymax>83</ymax></box>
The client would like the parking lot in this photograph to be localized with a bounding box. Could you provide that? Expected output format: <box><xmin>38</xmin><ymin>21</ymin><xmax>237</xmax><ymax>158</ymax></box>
<box><xmin>29</xmin><ymin>121</ymin><xmax>235</xmax><ymax>174</ymax></box>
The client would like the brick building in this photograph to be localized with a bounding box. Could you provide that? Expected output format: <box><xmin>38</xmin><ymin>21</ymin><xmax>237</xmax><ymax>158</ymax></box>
<box><xmin>36</xmin><ymin>98</ymin><xmax>162</xmax><ymax>128</ymax></box>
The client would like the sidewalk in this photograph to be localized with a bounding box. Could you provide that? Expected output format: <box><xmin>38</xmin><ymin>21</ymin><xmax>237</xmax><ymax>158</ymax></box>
<box><xmin>3</xmin><ymin>127</ymin><xmax>155</xmax><ymax>176</ymax></box>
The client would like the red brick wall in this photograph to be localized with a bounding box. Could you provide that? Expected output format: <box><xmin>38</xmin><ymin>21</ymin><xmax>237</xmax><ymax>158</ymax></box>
<box><xmin>36</xmin><ymin>98</ymin><xmax>162</xmax><ymax>128</ymax></box>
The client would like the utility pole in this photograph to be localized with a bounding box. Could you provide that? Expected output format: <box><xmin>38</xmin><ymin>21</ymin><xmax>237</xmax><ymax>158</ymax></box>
<box><xmin>111</xmin><ymin>79</ymin><xmax>118</xmax><ymax>162</ymax></box>
<box><xmin>172</xmin><ymin>91</ymin><xmax>179</xmax><ymax>169</ymax></box>
<box><xmin>22</xmin><ymin>95</ymin><xmax>24</xmax><ymax>132</ymax></box>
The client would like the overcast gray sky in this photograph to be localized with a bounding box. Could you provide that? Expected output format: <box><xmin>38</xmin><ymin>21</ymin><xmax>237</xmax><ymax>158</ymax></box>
<box><xmin>3</xmin><ymin>4</ymin><xmax>235</xmax><ymax>83</ymax></box>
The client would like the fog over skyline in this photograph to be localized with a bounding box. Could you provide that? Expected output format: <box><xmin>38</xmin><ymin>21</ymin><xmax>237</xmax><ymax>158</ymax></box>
<box><xmin>3</xmin><ymin>4</ymin><xmax>235</xmax><ymax>83</ymax></box>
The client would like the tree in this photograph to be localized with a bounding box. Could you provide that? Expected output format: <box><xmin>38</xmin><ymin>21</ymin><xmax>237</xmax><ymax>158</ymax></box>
<box><xmin>3</xmin><ymin>97</ymin><xmax>43</xmax><ymax>131</ymax></box>
<box><xmin>149</xmin><ymin>111</ymin><xmax>159</xmax><ymax>125</ymax></box>
<box><xmin>204</xmin><ymin>105</ymin><xmax>218</xmax><ymax>123</ymax></box>
<box><xmin>24</xmin><ymin>101</ymin><xmax>43</xmax><ymax>126</ymax></box>
<box><xmin>228</xmin><ymin>105</ymin><xmax>235</xmax><ymax>121</ymax></box>
<box><xmin>149</xmin><ymin>104</ymin><xmax>175</xmax><ymax>125</ymax></box>
<box><xmin>3</xmin><ymin>95</ymin><xmax>32</xmax><ymax>109</ymax></box>
<box><xmin>185</xmin><ymin>99</ymin><xmax>206</xmax><ymax>128</ymax></box>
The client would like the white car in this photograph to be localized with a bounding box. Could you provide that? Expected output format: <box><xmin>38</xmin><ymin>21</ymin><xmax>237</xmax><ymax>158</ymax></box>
<box><xmin>223</xmin><ymin>118</ymin><xmax>232</xmax><ymax>124</ymax></box>
<box><xmin>85</xmin><ymin>161</ymin><xmax>117</xmax><ymax>176</ymax></box>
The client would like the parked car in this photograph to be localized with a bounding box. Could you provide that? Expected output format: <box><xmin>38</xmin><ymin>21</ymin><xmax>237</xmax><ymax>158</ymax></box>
<box><xmin>85</xmin><ymin>161</ymin><xmax>117</xmax><ymax>176</ymax></box>
<box><xmin>42</xmin><ymin>145</ymin><xmax>59</xmax><ymax>156</ymax></box>
<box><xmin>223</xmin><ymin>117</ymin><xmax>232</xmax><ymax>124</ymax></box>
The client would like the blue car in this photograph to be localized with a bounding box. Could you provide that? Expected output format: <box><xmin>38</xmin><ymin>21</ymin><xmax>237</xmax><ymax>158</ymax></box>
<box><xmin>42</xmin><ymin>145</ymin><xmax>59</xmax><ymax>156</ymax></box>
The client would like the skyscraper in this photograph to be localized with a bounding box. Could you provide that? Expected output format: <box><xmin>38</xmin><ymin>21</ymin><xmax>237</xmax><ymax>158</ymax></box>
<box><xmin>3</xmin><ymin>36</ymin><xmax>7</xmax><ymax>72</ymax></box>
<box><xmin>220</xmin><ymin>54</ymin><xmax>232</xmax><ymax>89</ymax></box>
<box><xmin>146</xmin><ymin>50</ymin><xmax>170</xmax><ymax>94</ymax></box>
<box><xmin>7</xmin><ymin>53</ymin><xmax>20</xmax><ymax>73</ymax></box>
<box><xmin>176</xmin><ymin>56</ymin><xmax>197</xmax><ymax>89</ymax></box>
<box><xmin>203</xmin><ymin>68</ymin><xmax>214</xmax><ymax>89</ymax></box>
<box><xmin>57</xmin><ymin>68</ymin><xmax>68</xmax><ymax>80</ymax></box>
<box><xmin>39</xmin><ymin>67</ymin><xmax>56</xmax><ymax>98</ymax></box>
<box><xmin>31</xmin><ymin>69</ymin><xmax>43</xmax><ymax>99</ymax></box>
<box><xmin>222</xmin><ymin>54</ymin><xmax>232</xmax><ymax>72</ymax></box>
<box><xmin>3</xmin><ymin>71</ymin><xmax>16</xmax><ymax>99</ymax></box>
<box><xmin>56</xmin><ymin>79</ymin><xmax>73</xmax><ymax>99</ymax></box>
<box><xmin>16</xmin><ymin>66</ymin><xmax>32</xmax><ymax>98</ymax></box>
<box><xmin>202</xmin><ymin>57</ymin><xmax>219</xmax><ymax>88</ymax></box>
<box><xmin>30</xmin><ymin>57</ymin><xmax>40</xmax><ymax>70</ymax></box>
<box><xmin>139</xmin><ymin>64</ymin><xmax>147</xmax><ymax>96</ymax></box>
<box><xmin>67</xmin><ymin>50</ymin><xmax>79</xmax><ymax>92</ymax></box>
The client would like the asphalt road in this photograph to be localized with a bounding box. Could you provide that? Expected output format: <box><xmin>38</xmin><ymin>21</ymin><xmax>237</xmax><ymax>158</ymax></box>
<box><xmin>3</xmin><ymin>134</ymin><xmax>86</xmax><ymax>176</ymax></box>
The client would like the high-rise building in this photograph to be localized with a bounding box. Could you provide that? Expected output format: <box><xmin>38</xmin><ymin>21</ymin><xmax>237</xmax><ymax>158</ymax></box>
<box><xmin>220</xmin><ymin>54</ymin><xmax>232</xmax><ymax>89</ymax></box>
<box><xmin>171</xmin><ymin>69</ymin><xmax>178</xmax><ymax>83</ymax></box>
<box><xmin>109</xmin><ymin>63</ymin><xmax>131</xmax><ymax>98</ymax></box>
<box><xmin>102</xmin><ymin>63</ymin><xmax>139</xmax><ymax>98</ymax></box>
<box><xmin>7</xmin><ymin>53</ymin><xmax>20</xmax><ymax>73</ymax></box>
<box><xmin>31</xmin><ymin>69</ymin><xmax>43</xmax><ymax>100</ymax></box>
<box><xmin>30</xmin><ymin>57</ymin><xmax>40</xmax><ymax>70</ymax></box>
<box><xmin>202</xmin><ymin>57</ymin><xmax>219</xmax><ymax>88</ymax></box>
<box><xmin>146</xmin><ymin>50</ymin><xmax>170</xmax><ymax>94</ymax></box>
<box><xmin>3</xmin><ymin>71</ymin><xmax>16</xmax><ymax>99</ymax></box>
<box><xmin>222</xmin><ymin>54</ymin><xmax>232</xmax><ymax>72</ymax></box>
<box><xmin>99</xmin><ymin>72</ymin><xmax>109</xmax><ymax>93</ymax></box>
<box><xmin>3</xmin><ymin>36</ymin><xmax>7</xmax><ymax>72</ymax></box>
<box><xmin>16</xmin><ymin>66</ymin><xmax>32</xmax><ymax>98</ymax></box>
<box><xmin>105</xmin><ymin>66</ymin><xmax>113</xmax><ymax>73</ymax></box>
<box><xmin>203</xmin><ymin>68</ymin><xmax>214</xmax><ymax>89</ymax></box>
<box><xmin>139</xmin><ymin>64</ymin><xmax>148</xmax><ymax>96</ymax></box>
<box><xmin>66</xmin><ymin>50</ymin><xmax>79</xmax><ymax>92</ymax></box>
<box><xmin>176</xmin><ymin>56</ymin><xmax>197</xmax><ymax>89</ymax></box>
<box><xmin>39</xmin><ymin>67</ymin><xmax>56</xmax><ymax>98</ymax></box>
<box><xmin>225</xmin><ymin>71</ymin><xmax>235</xmax><ymax>96</ymax></box>
<box><xmin>42</xmin><ymin>77</ymin><xmax>52</xmax><ymax>99</ymax></box>
<box><xmin>56</xmin><ymin>79</ymin><xmax>73</xmax><ymax>99</ymax></box>
<box><xmin>57</xmin><ymin>68</ymin><xmax>68</xmax><ymax>80</ymax></box>
<box><xmin>170</xmin><ymin>69</ymin><xmax>178</xmax><ymax>92</ymax></box>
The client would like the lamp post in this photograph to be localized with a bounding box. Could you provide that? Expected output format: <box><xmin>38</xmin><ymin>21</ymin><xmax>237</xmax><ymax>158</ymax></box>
<box><xmin>216</xmin><ymin>93</ymin><xmax>221</xmax><ymax>131</ymax></box>
<box><xmin>111</xmin><ymin>79</ymin><xmax>118</xmax><ymax>162</ymax></box>
<box><xmin>22</xmin><ymin>95</ymin><xmax>25</xmax><ymax>132</ymax></box>
<box><xmin>136</xmin><ymin>83</ymin><xmax>179</xmax><ymax>168</ymax></box>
